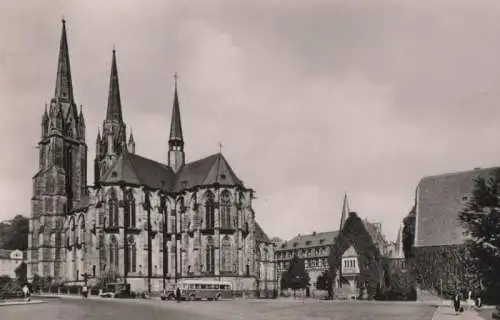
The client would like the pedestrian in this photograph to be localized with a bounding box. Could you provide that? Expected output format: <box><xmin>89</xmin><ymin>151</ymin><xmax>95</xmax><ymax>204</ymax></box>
<box><xmin>453</xmin><ymin>291</ymin><xmax>461</xmax><ymax>314</ymax></box>
<box><xmin>82</xmin><ymin>285</ymin><xmax>88</xmax><ymax>299</ymax></box>
<box><xmin>22</xmin><ymin>284</ymin><xmax>29</xmax><ymax>302</ymax></box>
<box><xmin>475</xmin><ymin>289</ymin><xmax>482</xmax><ymax>308</ymax></box>
<box><xmin>176</xmin><ymin>286</ymin><xmax>181</xmax><ymax>303</ymax></box>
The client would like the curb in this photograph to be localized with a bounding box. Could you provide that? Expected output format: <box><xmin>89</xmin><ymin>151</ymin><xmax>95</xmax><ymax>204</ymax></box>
<box><xmin>0</xmin><ymin>300</ymin><xmax>47</xmax><ymax>307</ymax></box>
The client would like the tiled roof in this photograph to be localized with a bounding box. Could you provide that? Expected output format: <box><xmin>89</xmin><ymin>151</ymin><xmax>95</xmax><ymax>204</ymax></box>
<box><xmin>415</xmin><ymin>167</ymin><xmax>500</xmax><ymax>247</ymax></box>
<box><xmin>100</xmin><ymin>152</ymin><xmax>176</xmax><ymax>190</ymax></box>
<box><xmin>173</xmin><ymin>153</ymin><xmax>243</xmax><ymax>191</ymax></box>
<box><xmin>255</xmin><ymin>221</ymin><xmax>271</xmax><ymax>243</ymax></box>
<box><xmin>277</xmin><ymin>230</ymin><xmax>339</xmax><ymax>251</ymax></box>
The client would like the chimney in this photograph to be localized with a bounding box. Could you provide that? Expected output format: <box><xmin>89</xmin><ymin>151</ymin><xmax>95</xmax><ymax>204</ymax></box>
<box><xmin>312</xmin><ymin>231</ymin><xmax>316</xmax><ymax>236</ymax></box>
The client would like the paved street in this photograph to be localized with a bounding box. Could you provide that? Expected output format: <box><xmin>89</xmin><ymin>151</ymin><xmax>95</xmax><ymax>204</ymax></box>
<box><xmin>0</xmin><ymin>297</ymin><xmax>439</xmax><ymax>320</ymax></box>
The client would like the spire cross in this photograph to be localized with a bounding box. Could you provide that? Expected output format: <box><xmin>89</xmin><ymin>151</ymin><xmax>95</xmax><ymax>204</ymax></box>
<box><xmin>174</xmin><ymin>72</ymin><xmax>179</xmax><ymax>88</ymax></box>
<box><xmin>219</xmin><ymin>142</ymin><xmax>224</xmax><ymax>154</ymax></box>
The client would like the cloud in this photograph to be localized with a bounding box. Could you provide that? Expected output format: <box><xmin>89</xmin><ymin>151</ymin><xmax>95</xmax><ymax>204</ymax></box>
<box><xmin>3</xmin><ymin>0</ymin><xmax>500</xmax><ymax>243</ymax></box>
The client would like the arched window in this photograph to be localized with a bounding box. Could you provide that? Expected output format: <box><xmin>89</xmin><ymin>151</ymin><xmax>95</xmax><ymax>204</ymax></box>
<box><xmin>205</xmin><ymin>192</ymin><xmax>215</xmax><ymax>229</ymax></box>
<box><xmin>177</xmin><ymin>197</ymin><xmax>185</xmax><ymax>232</ymax></box>
<box><xmin>220</xmin><ymin>191</ymin><xmax>231</xmax><ymax>229</ymax></box>
<box><xmin>206</xmin><ymin>236</ymin><xmax>215</xmax><ymax>274</ymax></box>
<box><xmin>127</xmin><ymin>237</ymin><xmax>137</xmax><ymax>273</ymax></box>
<box><xmin>79</xmin><ymin>215</ymin><xmax>85</xmax><ymax>246</ymax></box>
<box><xmin>109</xmin><ymin>236</ymin><xmax>119</xmax><ymax>271</ymax></box>
<box><xmin>108</xmin><ymin>189</ymin><xmax>118</xmax><ymax>228</ymax></box>
<box><xmin>221</xmin><ymin>236</ymin><xmax>233</xmax><ymax>273</ymax></box>
<box><xmin>124</xmin><ymin>190</ymin><xmax>136</xmax><ymax>228</ymax></box>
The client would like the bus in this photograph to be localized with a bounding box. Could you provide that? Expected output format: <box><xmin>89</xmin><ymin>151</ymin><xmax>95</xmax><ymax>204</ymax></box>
<box><xmin>162</xmin><ymin>279</ymin><xmax>233</xmax><ymax>301</ymax></box>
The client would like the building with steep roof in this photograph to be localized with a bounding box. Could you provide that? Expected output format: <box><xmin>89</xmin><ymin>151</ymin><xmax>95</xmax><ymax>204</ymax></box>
<box><xmin>27</xmin><ymin>20</ymin><xmax>275</xmax><ymax>294</ymax></box>
<box><xmin>415</xmin><ymin>167</ymin><xmax>498</xmax><ymax>248</ymax></box>
<box><xmin>0</xmin><ymin>249</ymin><xmax>26</xmax><ymax>279</ymax></box>
<box><xmin>411</xmin><ymin>167</ymin><xmax>498</xmax><ymax>293</ymax></box>
<box><xmin>274</xmin><ymin>194</ymin><xmax>389</xmax><ymax>297</ymax></box>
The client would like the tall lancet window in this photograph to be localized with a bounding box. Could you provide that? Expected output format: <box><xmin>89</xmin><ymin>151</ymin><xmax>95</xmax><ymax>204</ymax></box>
<box><xmin>127</xmin><ymin>236</ymin><xmax>137</xmax><ymax>273</ymax></box>
<box><xmin>205</xmin><ymin>192</ymin><xmax>215</xmax><ymax>229</ymax></box>
<box><xmin>108</xmin><ymin>189</ymin><xmax>118</xmax><ymax>228</ymax></box>
<box><xmin>220</xmin><ymin>191</ymin><xmax>231</xmax><ymax>229</ymax></box>
<box><xmin>124</xmin><ymin>190</ymin><xmax>136</xmax><ymax>228</ymax></box>
<box><xmin>206</xmin><ymin>236</ymin><xmax>215</xmax><ymax>274</ymax></box>
<box><xmin>109</xmin><ymin>236</ymin><xmax>119</xmax><ymax>271</ymax></box>
<box><xmin>221</xmin><ymin>236</ymin><xmax>233</xmax><ymax>273</ymax></box>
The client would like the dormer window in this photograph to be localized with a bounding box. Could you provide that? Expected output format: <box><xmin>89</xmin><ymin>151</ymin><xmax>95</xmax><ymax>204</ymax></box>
<box><xmin>111</xmin><ymin>171</ymin><xmax>118</xmax><ymax>178</ymax></box>
<box><xmin>319</xmin><ymin>239</ymin><xmax>325</xmax><ymax>244</ymax></box>
<box><xmin>220</xmin><ymin>174</ymin><xmax>227</xmax><ymax>180</ymax></box>
<box><xmin>305</xmin><ymin>241</ymin><xmax>312</xmax><ymax>246</ymax></box>
<box><xmin>293</xmin><ymin>242</ymin><xmax>298</xmax><ymax>248</ymax></box>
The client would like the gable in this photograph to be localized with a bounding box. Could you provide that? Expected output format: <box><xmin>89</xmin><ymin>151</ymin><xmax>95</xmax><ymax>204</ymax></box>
<box><xmin>343</xmin><ymin>245</ymin><xmax>358</xmax><ymax>257</ymax></box>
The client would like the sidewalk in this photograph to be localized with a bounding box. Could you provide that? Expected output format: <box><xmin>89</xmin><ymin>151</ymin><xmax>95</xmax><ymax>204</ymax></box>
<box><xmin>432</xmin><ymin>306</ymin><xmax>484</xmax><ymax>320</ymax></box>
<box><xmin>0</xmin><ymin>300</ymin><xmax>46</xmax><ymax>307</ymax></box>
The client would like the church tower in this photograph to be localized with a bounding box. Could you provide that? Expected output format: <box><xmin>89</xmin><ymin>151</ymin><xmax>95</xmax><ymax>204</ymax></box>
<box><xmin>94</xmin><ymin>49</ymin><xmax>127</xmax><ymax>184</ymax></box>
<box><xmin>168</xmin><ymin>75</ymin><xmax>185</xmax><ymax>172</ymax></box>
<box><xmin>28</xmin><ymin>20</ymin><xmax>88</xmax><ymax>281</ymax></box>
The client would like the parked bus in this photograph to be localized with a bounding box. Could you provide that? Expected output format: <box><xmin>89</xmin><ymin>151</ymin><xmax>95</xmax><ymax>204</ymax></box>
<box><xmin>162</xmin><ymin>279</ymin><xmax>233</xmax><ymax>301</ymax></box>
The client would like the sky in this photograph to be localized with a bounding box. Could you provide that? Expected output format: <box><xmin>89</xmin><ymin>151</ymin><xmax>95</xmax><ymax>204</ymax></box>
<box><xmin>2</xmin><ymin>0</ymin><xmax>500</xmax><ymax>243</ymax></box>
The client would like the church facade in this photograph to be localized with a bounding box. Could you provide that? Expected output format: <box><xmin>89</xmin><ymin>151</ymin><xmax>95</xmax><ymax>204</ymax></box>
<box><xmin>27</xmin><ymin>20</ymin><xmax>275</xmax><ymax>294</ymax></box>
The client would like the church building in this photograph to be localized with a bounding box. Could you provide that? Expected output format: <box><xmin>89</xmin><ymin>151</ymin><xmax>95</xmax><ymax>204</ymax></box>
<box><xmin>27</xmin><ymin>20</ymin><xmax>275</xmax><ymax>294</ymax></box>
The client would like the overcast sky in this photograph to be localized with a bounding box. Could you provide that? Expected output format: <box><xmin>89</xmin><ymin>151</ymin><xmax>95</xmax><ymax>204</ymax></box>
<box><xmin>2</xmin><ymin>0</ymin><xmax>500</xmax><ymax>242</ymax></box>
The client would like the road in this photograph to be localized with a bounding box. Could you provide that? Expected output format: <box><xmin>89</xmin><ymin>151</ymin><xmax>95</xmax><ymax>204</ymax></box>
<box><xmin>0</xmin><ymin>297</ymin><xmax>438</xmax><ymax>320</ymax></box>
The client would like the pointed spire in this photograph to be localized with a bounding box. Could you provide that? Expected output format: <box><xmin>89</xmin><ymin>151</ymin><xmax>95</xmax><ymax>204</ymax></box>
<box><xmin>96</xmin><ymin>128</ymin><xmax>101</xmax><ymax>142</ymax></box>
<box><xmin>169</xmin><ymin>72</ymin><xmax>183</xmax><ymax>144</ymax></box>
<box><xmin>54</xmin><ymin>19</ymin><xmax>74</xmax><ymax>102</ymax></box>
<box><xmin>43</xmin><ymin>104</ymin><xmax>49</xmax><ymax>121</ymax></box>
<box><xmin>340</xmin><ymin>192</ymin><xmax>350</xmax><ymax>231</ymax></box>
<box><xmin>128</xmin><ymin>128</ymin><xmax>135</xmax><ymax>144</ymax></box>
<box><xmin>127</xmin><ymin>129</ymin><xmax>135</xmax><ymax>154</ymax></box>
<box><xmin>79</xmin><ymin>105</ymin><xmax>85</xmax><ymax>125</ymax></box>
<box><xmin>106</xmin><ymin>49</ymin><xmax>123</xmax><ymax>122</ymax></box>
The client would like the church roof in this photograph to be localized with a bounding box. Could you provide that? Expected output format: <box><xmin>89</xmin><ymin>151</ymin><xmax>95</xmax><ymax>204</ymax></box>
<box><xmin>415</xmin><ymin>166</ymin><xmax>500</xmax><ymax>247</ymax></box>
<box><xmin>173</xmin><ymin>153</ymin><xmax>243</xmax><ymax>191</ymax></box>
<box><xmin>277</xmin><ymin>230</ymin><xmax>339</xmax><ymax>250</ymax></box>
<box><xmin>99</xmin><ymin>152</ymin><xmax>243</xmax><ymax>193</ymax></box>
<box><xmin>255</xmin><ymin>221</ymin><xmax>271</xmax><ymax>244</ymax></box>
<box><xmin>100</xmin><ymin>152</ymin><xmax>176</xmax><ymax>190</ymax></box>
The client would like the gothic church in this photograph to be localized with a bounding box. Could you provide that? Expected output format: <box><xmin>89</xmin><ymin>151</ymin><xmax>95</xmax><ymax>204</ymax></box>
<box><xmin>28</xmin><ymin>20</ymin><xmax>275</xmax><ymax>294</ymax></box>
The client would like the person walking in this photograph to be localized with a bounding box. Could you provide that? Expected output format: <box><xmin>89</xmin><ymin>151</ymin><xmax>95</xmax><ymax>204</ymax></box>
<box><xmin>22</xmin><ymin>284</ymin><xmax>29</xmax><ymax>302</ymax></box>
<box><xmin>176</xmin><ymin>286</ymin><xmax>181</xmax><ymax>303</ymax></box>
<box><xmin>453</xmin><ymin>290</ymin><xmax>461</xmax><ymax>315</ymax></box>
<box><xmin>82</xmin><ymin>285</ymin><xmax>88</xmax><ymax>299</ymax></box>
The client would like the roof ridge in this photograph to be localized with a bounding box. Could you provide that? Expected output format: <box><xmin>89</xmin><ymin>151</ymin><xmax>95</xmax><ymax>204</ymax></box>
<box><xmin>201</xmin><ymin>154</ymin><xmax>222</xmax><ymax>185</ymax></box>
<box><xmin>124</xmin><ymin>152</ymin><xmax>141</xmax><ymax>183</ymax></box>
<box><xmin>129</xmin><ymin>153</ymin><xmax>169</xmax><ymax>168</ymax></box>
<box><xmin>420</xmin><ymin>166</ymin><xmax>500</xmax><ymax>182</ymax></box>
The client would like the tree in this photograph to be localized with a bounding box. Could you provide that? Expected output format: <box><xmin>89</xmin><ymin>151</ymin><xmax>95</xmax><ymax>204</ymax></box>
<box><xmin>459</xmin><ymin>168</ymin><xmax>500</xmax><ymax>304</ymax></box>
<box><xmin>327</xmin><ymin>212</ymin><xmax>384</xmax><ymax>300</ymax></box>
<box><xmin>0</xmin><ymin>215</ymin><xmax>29</xmax><ymax>250</ymax></box>
<box><xmin>402</xmin><ymin>206</ymin><xmax>415</xmax><ymax>260</ymax></box>
<box><xmin>15</xmin><ymin>262</ymin><xmax>27</xmax><ymax>284</ymax></box>
<box><xmin>281</xmin><ymin>255</ymin><xmax>310</xmax><ymax>296</ymax></box>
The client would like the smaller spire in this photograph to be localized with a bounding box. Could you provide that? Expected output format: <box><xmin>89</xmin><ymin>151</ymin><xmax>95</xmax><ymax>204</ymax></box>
<box><xmin>96</xmin><ymin>128</ymin><xmax>101</xmax><ymax>142</ymax></box>
<box><xmin>169</xmin><ymin>72</ymin><xmax>184</xmax><ymax>145</ymax></box>
<box><xmin>127</xmin><ymin>128</ymin><xmax>135</xmax><ymax>154</ymax></box>
<box><xmin>340</xmin><ymin>192</ymin><xmax>350</xmax><ymax>231</ymax></box>
<box><xmin>106</xmin><ymin>49</ymin><xmax>123</xmax><ymax>122</ymax></box>
<box><xmin>128</xmin><ymin>128</ymin><xmax>135</xmax><ymax>144</ymax></box>
<box><xmin>43</xmin><ymin>104</ymin><xmax>49</xmax><ymax>120</ymax></box>
<box><xmin>54</xmin><ymin>18</ymin><xmax>74</xmax><ymax>102</ymax></box>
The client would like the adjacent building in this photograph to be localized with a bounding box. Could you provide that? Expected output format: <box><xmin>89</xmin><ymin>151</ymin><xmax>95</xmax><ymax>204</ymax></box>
<box><xmin>275</xmin><ymin>194</ymin><xmax>389</xmax><ymax>297</ymax></box>
<box><xmin>27</xmin><ymin>20</ymin><xmax>275</xmax><ymax>294</ymax></box>
<box><xmin>412</xmin><ymin>167</ymin><xmax>498</xmax><ymax>291</ymax></box>
<box><xmin>0</xmin><ymin>249</ymin><xmax>26</xmax><ymax>279</ymax></box>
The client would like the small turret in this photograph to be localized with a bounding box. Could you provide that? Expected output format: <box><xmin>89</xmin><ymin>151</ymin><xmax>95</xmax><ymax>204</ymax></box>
<box><xmin>127</xmin><ymin>129</ymin><xmax>135</xmax><ymax>154</ymax></box>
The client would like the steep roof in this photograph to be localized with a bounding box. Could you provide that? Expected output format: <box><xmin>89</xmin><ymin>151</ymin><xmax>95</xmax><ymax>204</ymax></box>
<box><xmin>173</xmin><ymin>153</ymin><xmax>243</xmax><ymax>191</ymax></box>
<box><xmin>100</xmin><ymin>152</ymin><xmax>176</xmax><ymax>190</ymax></box>
<box><xmin>415</xmin><ymin>166</ymin><xmax>500</xmax><ymax>247</ymax></box>
<box><xmin>255</xmin><ymin>221</ymin><xmax>271</xmax><ymax>244</ymax></box>
<box><xmin>277</xmin><ymin>230</ymin><xmax>339</xmax><ymax>250</ymax></box>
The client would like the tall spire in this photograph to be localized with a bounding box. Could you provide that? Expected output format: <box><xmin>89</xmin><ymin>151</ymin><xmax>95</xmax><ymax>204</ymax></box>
<box><xmin>54</xmin><ymin>19</ymin><xmax>74</xmax><ymax>102</ymax></box>
<box><xmin>106</xmin><ymin>49</ymin><xmax>123</xmax><ymax>121</ymax></box>
<box><xmin>340</xmin><ymin>192</ymin><xmax>350</xmax><ymax>231</ymax></box>
<box><xmin>169</xmin><ymin>72</ymin><xmax>183</xmax><ymax>144</ymax></box>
